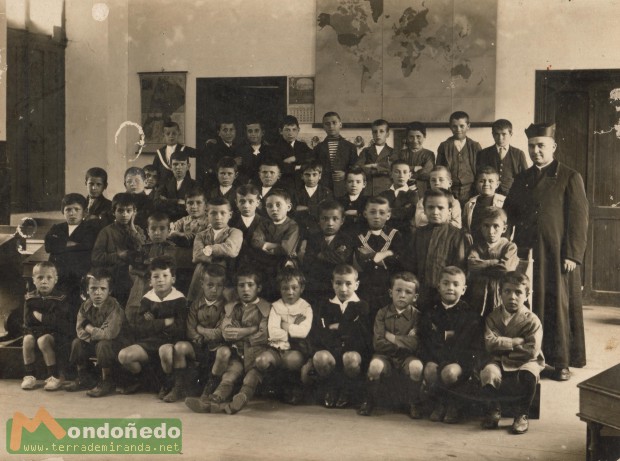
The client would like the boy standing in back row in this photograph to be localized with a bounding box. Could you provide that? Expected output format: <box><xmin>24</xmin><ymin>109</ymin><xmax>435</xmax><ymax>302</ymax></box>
<box><xmin>314</xmin><ymin>112</ymin><xmax>358</xmax><ymax>197</ymax></box>
<box><xmin>437</xmin><ymin>111</ymin><xmax>482</xmax><ymax>205</ymax></box>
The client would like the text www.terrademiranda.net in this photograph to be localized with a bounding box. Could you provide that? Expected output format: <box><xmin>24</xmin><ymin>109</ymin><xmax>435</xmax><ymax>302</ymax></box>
<box><xmin>21</xmin><ymin>441</ymin><xmax>181</xmax><ymax>453</ymax></box>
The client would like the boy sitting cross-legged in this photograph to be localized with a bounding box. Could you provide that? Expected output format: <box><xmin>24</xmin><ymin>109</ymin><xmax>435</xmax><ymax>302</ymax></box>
<box><xmin>185</xmin><ymin>267</ymin><xmax>271</xmax><ymax>413</ymax></box>
<box><xmin>226</xmin><ymin>268</ymin><xmax>313</xmax><ymax>413</ymax></box>
<box><xmin>67</xmin><ymin>268</ymin><xmax>131</xmax><ymax>397</ymax></box>
<box><xmin>310</xmin><ymin>264</ymin><xmax>371</xmax><ymax>409</ymax></box>
<box><xmin>357</xmin><ymin>272</ymin><xmax>424</xmax><ymax>418</ymax></box>
<box><xmin>480</xmin><ymin>272</ymin><xmax>544</xmax><ymax>435</ymax></box>
<box><xmin>163</xmin><ymin>264</ymin><xmax>228</xmax><ymax>403</ymax></box>
<box><xmin>118</xmin><ymin>256</ymin><xmax>187</xmax><ymax>396</ymax></box>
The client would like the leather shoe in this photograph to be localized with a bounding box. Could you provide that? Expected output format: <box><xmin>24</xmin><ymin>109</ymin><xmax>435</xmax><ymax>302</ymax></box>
<box><xmin>335</xmin><ymin>389</ymin><xmax>350</xmax><ymax>409</ymax></box>
<box><xmin>324</xmin><ymin>389</ymin><xmax>337</xmax><ymax>408</ymax></box>
<box><xmin>511</xmin><ymin>415</ymin><xmax>529</xmax><ymax>434</ymax></box>
<box><xmin>86</xmin><ymin>380</ymin><xmax>115</xmax><ymax>398</ymax></box>
<box><xmin>552</xmin><ymin>367</ymin><xmax>570</xmax><ymax>381</ymax></box>
<box><xmin>357</xmin><ymin>399</ymin><xmax>374</xmax><ymax>416</ymax></box>
<box><xmin>430</xmin><ymin>403</ymin><xmax>446</xmax><ymax>422</ymax></box>
<box><xmin>409</xmin><ymin>403</ymin><xmax>423</xmax><ymax>420</ymax></box>
<box><xmin>185</xmin><ymin>397</ymin><xmax>211</xmax><ymax>413</ymax></box>
<box><xmin>481</xmin><ymin>407</ymin><xmax>501</xmax><ymax>429</ymax></box>
<box><xmin>443</xmin><ymin>403</ymin><xmax>460</xmax><ymax>424</ymax></box>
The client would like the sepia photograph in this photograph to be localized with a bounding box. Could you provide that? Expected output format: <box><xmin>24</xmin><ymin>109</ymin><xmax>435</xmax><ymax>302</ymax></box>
<box><xmin>0</xmin><ymin>0</ymin><xmax>619</xmax><ymax>460</ymax></box>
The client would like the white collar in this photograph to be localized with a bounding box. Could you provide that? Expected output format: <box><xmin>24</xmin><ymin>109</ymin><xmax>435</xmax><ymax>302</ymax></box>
<box><xmin>144</xmin><ymin>287</ymin><xmax>185</xmax><ymax>302</ymax></box>
<box><xmin>390</xmin><ymin>185</ymin><xmax>408</xmax><ymax>195</ymax></box>
<box><xmin>241</xmin><ymin>215</ymin><xmax>255</xmax><ymax>227</ymax></box>
<box><xmin>348</xmin><ymin>193</ymin><xmax>361</xmax><ymax>201</ymax></box>
<box><xmin>272</xmin><ymin>217</ymin><xmax>287</xmax><ymax>225</ymax></box>
<box><xmin>330</xmin><ymin>292</ymin><xmax>361</xmax><ymax>310</ymax></box>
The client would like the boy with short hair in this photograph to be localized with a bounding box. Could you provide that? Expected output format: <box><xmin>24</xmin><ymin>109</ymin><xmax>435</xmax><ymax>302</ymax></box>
<box><xmin>398</xmin><ymin>121</ymin><xmax>435</xmax><ymax>196</ymax></box>
<box><xmin>155</xmin><ymin>151</ymin><xmax>197</xmax><ymax>221</ymax></box>
<box><xmin>253</xmin><ymin>160</ymin><xmax>284</xmax><ymax>214</ymax></box>
<box><xmin>419</xmin><ymin>266</ymin><xmax>481</xmax><ymax>423</ymax></box>
<box><xmin>45</xmin><ymin>193</ymin><xmax>100</xmax><ymax>312</ymax></box>
<box><xmin>143</xmin><ymin>164</ymin><xmax>160</xmax><ymax>196</ymax></box>
<box><xmin>206</xmin><ymin>156</ymin><xmax>239</xmax><ymax>208</ymax></box>
<box><xmin>357</xmin><ymin>119</ymin><xmax>396</xmax><ymax>196</ymax></box>
<box><xmin>302</xmin><ymin>200</ymin><xmax>354</xmax><ymax>303</ymax></box>
<box><xmin>235</xmin><ymin>119</ymin><xmax>271</xmax><ymax>184</ymax></box>
<box><xmin>379</xmin><ymin>160</ymin><xmax>419</xmax><ymax>234</ymax></box>
<box><xmin>169</xmin><ymin>186</ymin><xmax>209</xmax><ymax>248</ymax></box>
<box><xmin>355</xmin><ymin>196</ymin><xmax>404</xmax><ymax>319</ymax></box>
<box><xmin>312</xmin><ymin>265</ymin><xmax>371</xmax><ymax>409</ymax></box>
<box><xmin>437</xmin><ymin>111</ymin><xmax>482</xmax><ymax>204</ymax></box>
<box><xmin>119</xmin><ymin>256</ymin><xmax>187</xmax><ymax>396</ymax></box>
<box><xmin>480</xmin><ymin>272</ymin><xmax>544</xmax><ymax>434</ymax></box>
<box><xmin>199</xmin><ymin>118</ymin><xmax>237</xmax><ymax>185</ymax></box>
<box><xmin>153</xmin><ymin>121</ymin><xmax>196</xmax><ymax>182</ymax></box>
<box><xmin>476</xmin><ymin>119</ymin><xmax>528</xmax><ymax>196</ymax></box>
<box><xmin>84</xmin><ymin>167</ymin><xmax>112</xmax><ymax>223</ymax></box>
<box><xmin>414</xmin><ymin>166</ymin><xmax>462</xmax><ymax>228</ymax></box>
<box><xmin>337</xmin><ymin>167</ymin><xmax>368</xmax><ymax>232</ymax></box>
<box><xmin>230</xmin><ymin>184</ymin><xmax>268</xmax><ymax>269</ymax></box>
<box><xmin>126</xmin><ymin>211</ymin><xmax>177</xmax><ymax>310</ymax></box>
<box><xmin>165</xmin><ymin>264</ymin><xmax>228</xmax><ymax>403</ymax></box>
<box><xmin>124</xmin><ymin>167</ymin><xmax>153</xmax><ymax>230</ymax></box>
<box><xmin>67</xmin><ymin>268</ymin><xmax>131</xmax><ymax>396</ymax></box>
<box><xmin>187</xmin><ymin>197</ymin><xmax>242</xmax><ymax>302</ymax></box>
<box><xmin>269</xmin><ymin>115</ymin><xmax>315</xmax><ymax>189</ymax></box>
<box><xmin>21</xmin><ymin>262</ymin><xmax>72</xmax><ymax>391</ymax></box>
<box><xmin>358</xmin><ymin>272</ymin><xmax>423</xmax><ymax>418</ymax></box>
<box><xmin>292</xmin><ymin>161</ymin><xmax>334</xmax><ymax>237</ymax></box>
<box><xmin>467</xmin><ymin>207</ymin><xmax>519</xmax><ymax>317</ymax></box>
<box><xmin>92</xmin><ymin>192</ymin><xmax>146</xmax><ymax>307</ymax></box>
<box><xmin>185</xmin><ymin>267</ymin><xmax>271</xmax><ymax>413</ymax></box>
<box><xmin>314</xmin><ymin>111</ymin><xmax>358</xmax><ymax>196</ymax></box>
<box><xmin>403</xmin><ymin>189</ymin><xmax>467</xmax><ymax>304</ymax></box>
<box><xmin>463</xmin><ymin>166</ymin><xmax>506</xmax><ymax>245</ymax></box>
<box><xmin>249</xmin><ymin>188</ymin><xmax>301</xmax><ymax>301</ymax></box>
<box><xmin>227</xmin><ymin>268</ymin><xmax>312</xmax><ymax>413</ymax></box>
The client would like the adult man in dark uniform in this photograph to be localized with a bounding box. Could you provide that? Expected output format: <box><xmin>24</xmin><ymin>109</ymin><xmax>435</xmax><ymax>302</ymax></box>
<box><xmin>504</xmin><ymin>122</ymin><xmax>588</xmax><ymax>381</ymax></box>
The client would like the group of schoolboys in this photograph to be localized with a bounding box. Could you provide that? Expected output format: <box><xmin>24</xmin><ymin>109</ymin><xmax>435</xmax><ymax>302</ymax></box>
<box><xmin>21</xmin><ymin>111</ymin><xmax>543</xmax><ymax>435</ymax></box>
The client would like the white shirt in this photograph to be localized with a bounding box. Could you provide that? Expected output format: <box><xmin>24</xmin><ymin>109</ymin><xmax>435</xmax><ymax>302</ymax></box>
<box><xmin>165</xmin><ymin>144</ymin><xmax>177</xmax><ymax>164</ymax></box>
<box><xmin>348</xmin><ymin>193</ymin><xmax>361</xmax><ymax>202</ymax></box>
<box><xmin>220</xmin><ymin>185</ymin><xmax>233</xmax><ymax>195</ymax></box>
<box><xmin>241</xmin><ymin>215</ymin><xmax>255</xmax><ymax>228</ymax></box>
<box><xmin>305</xmin><ymin>185</ymin><xmax>318</xmax><ymax>197</ymax></box>
<box><xmin>176</xmin><ymin>179</ymin><xmax>184</xmax><ymax>190</ymax></box>
<box><xmin>496</xmin><ymin>145</ymin><xmax>509</xmax><ymax>159</ymax></box>
<box><xmin>375</xmin><ymin>144</ymin><xmax>385</xmax><ymax>155</ymax></box>
<box><xmin>212</xmin><ymin>227</ymin><xmax>225</xmax><ymax>241</ymax></box>
<box><xmin>68</xmin><ymin>224</ymin><xmax>78</xmax><ymax>236</ymax></box>
<box><xmin>453</xmin><ymin>139</ymin><xmax>465</xmax><ymax>151</ymax></box>
<box><xmin>261</xmin><ymin>186</ymin><xmax>272</xmax><ymax>197</ymax></box>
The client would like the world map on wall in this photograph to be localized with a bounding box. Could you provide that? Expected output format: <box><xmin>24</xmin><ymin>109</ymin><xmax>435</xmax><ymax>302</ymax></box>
<box><xmin>315</xmin><ymin>0</ymin><xmax>497</xmax><ymax>123</ymax></box>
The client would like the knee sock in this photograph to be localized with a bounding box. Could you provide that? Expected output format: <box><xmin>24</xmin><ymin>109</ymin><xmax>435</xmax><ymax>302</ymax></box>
<box><xmin>47</xmin><ymin>364</ymin><xmax>58</xmax><ymax>378</ymax></box>
<box><xmin>516</xmin><ymin>371</ymin><xmax>537</xmax><ymax>416</ymax></box>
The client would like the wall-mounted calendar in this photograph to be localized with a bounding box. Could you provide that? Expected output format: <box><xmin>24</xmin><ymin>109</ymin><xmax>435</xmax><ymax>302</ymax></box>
<box><xmin>288</xmin><ymin>76</ymin><xmax>315</xmax><ymax>124</ymax></box>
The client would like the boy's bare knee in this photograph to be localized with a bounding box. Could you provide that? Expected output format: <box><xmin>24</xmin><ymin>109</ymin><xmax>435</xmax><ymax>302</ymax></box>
<box><xmin>37</xmin><ymin>334</ymin><xmax>54</xmax><ymax>349</ymax></box>
<box><xmin>174</xmin><ymin>341</ymin><xmax>191</xmax><ymax>355</ymax></box>
<box><xmin>216</xmin><ymin>346</ymin><xmax>231</xmax><ymax>361</ymax></box>
<box><xmin>159</xmin><ymin>344</ymin><xmax>173</xmax><ymax>360</ymax></box>
<box><xmin>440</xmin><ymin>363</ymin><xmax>462</xmax><ymax>385</ymax></box>
<box><xmin>312</xmin><ymin>350</ymin><xmax>335</xmax><ymax>376</ymax></box>
<box><xmin>284</xmin><ymin>351</ymin><xmax>304</xmax><ymax>371</ymax></box>
<box><xmin>367</xmin><ymin>359</ymin><xmax>384</xmax><ymax>380</ymax></box>
<box><xmin>118</xmin><ymin>349</ymin><xmax>130</xmax><ymax>365</ymax></box>
<box><xmin>424</xmin><ymin>362</ymin><xmax>439</xmax><ymax>384</ymax></box>
<box><xmin>408</xmin><ymin>359</ymin><xmax>424</xmax><ymax>382</ymax></box>
<box><xmin>23</xmin><ymin>335</ymin><xmax>35</xmax><ymax>347</ymax></box>
<box><xmin>255</xmin><ymin>353</ymin><xmax>272</xmax><ymax>371</ymax></box>
<box><xmin>342</xmin><ymin>351</ymin><xmax>361</xmax><ymax>369</ymax></box>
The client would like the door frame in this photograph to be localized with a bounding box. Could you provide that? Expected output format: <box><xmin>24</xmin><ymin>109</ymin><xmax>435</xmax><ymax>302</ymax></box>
<box><xmin>535</xmin><ymin>69</ymin><xmax>620</xmax><ymax>306</ymax></box>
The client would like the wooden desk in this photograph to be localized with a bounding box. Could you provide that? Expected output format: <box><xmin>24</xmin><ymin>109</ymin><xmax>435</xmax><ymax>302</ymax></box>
<box><xmin>578</xmin><ymin>363</ymin><xmax>620</xmax><ymax>461</ymax></box>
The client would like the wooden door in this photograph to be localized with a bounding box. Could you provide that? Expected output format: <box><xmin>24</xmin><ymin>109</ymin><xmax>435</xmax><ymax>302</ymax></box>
<box><xmin>7</xmin><ymin>29</ymin><xmax>65</xmax><ymax>212</ymax></box>
<box><xmin>536</xmin><ymin>69</ymin><xmax>620</xmax><ymax>305</ymax></box>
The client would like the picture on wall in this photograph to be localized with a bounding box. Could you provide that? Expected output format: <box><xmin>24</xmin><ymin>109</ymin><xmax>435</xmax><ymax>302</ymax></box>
<box><xmin>315</xmin><ymin>0</ymin><xmax>497</xmax><ymax>124</ymax></box>
<box><xmin>139</xmin><ymin>71</ymin><xmax>187</xmax><ymax>152</ymax></box>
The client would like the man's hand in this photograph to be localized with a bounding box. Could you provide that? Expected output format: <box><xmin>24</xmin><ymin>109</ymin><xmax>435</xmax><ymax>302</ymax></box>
<box><xmin>563</xmin><ymin>259</ymin><xmax>577</xmax><ymax>273</ymax></box>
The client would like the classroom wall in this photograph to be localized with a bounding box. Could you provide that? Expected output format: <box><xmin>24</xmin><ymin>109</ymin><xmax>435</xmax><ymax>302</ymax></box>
<box><xmin>64</xmin><ymin>0</ymin><xmax>620</xmax><ymax>195</ymax></box>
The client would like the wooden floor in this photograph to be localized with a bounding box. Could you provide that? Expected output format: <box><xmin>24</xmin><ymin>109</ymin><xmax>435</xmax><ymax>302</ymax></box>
<box><xmin>0</xmin><ymin>305</ymin><xmax>618</xmax><ymax>461</ymax></box>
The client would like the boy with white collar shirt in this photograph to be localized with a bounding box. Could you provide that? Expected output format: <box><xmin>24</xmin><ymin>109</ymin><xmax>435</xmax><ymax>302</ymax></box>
<box><xmin>154</xmin><ymin>151</ymin><xmax>197</xmax><ymax>221</ymax></box>
<box><xmin>311</xmin><ymin>265</ymin><xmax>371</xmax><ymax>409</ymax></box>
<box><xmin>152</xmin><ymin>121</ymin><xmax>196</xmax><ymax>182</ymax></box>
<box><xmin>379</xmin><ymin>160</ymin><xmax>419</xmax><ymax>234</ymax></box>
<box><xmin>337</xmin><ymin>167</ymin><xmax>369</xmax><ymax>233</ymax></box>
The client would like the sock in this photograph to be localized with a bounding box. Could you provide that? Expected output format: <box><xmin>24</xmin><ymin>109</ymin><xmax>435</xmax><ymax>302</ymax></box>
<box><xmin>47</xmin><ymin>364</ymin><xmax>58</xmax><ymax>378</ymax></box>
<box><xmin>24</xmin><ymin>363</ymin><xmax>35</xmax><ymax>375</ymax></box>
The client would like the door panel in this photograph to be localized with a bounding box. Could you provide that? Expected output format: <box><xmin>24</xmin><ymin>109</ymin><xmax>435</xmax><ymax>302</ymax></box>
<box><xmin>536</xmin><ymin>70</ymin><xmax>620</xmax><ymax>305</ymax></box>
